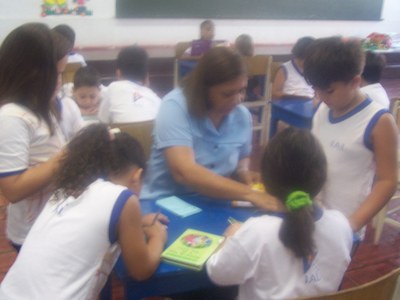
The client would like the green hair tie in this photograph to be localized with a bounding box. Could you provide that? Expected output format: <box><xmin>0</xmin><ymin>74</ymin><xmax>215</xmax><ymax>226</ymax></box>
<box><xmin>286</xmin><ymin>191</ymin><xmax>312</xmax><ymax>211</ymax></box>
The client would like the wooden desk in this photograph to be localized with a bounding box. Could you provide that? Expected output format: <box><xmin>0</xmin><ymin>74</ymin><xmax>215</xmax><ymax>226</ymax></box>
<box><xmin>114</xmin><ymin>195</ymin><xmax>263</xmax><ymax>299</ymax></box>
<box><xmin>269</xmin><ymin>99</ymin><xmax>314</xmax><ymax>138</ymax></box>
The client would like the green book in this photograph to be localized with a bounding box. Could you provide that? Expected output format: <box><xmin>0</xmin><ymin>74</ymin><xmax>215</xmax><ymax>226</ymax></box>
<box><xmin>161</xmin><ymin>228</ymin><xmax>225</xmax><ymax>271</ymax></box>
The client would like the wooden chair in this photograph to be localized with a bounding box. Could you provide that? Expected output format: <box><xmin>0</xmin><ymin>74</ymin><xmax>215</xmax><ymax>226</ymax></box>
<box><xmin>62</xmin><ymin>62</ymin><xmax>82</xmax><ymax>84</ymax></box>
<box><xmin>175</xmin><ymin>41</ymin><xmax>191</xmax><ymax>59</ymax></box>
<box><xmin>298</xmin><ymin>268</ymin><xmax>400</xmax><ymax>300</ymax></box>
<box><xmin>110</xmin><ymin>120</ymin><xmax>154</xmax><ymax>160</ymax></box>
<box><xmin>373</xmin><ymin>97</ymin><xmax>400</xmax><ymax>244</ymax></box>
<box><xmin>242</xmin><ymin>55</ymin><xmax>273</xmax><ymax>145</ymax></box>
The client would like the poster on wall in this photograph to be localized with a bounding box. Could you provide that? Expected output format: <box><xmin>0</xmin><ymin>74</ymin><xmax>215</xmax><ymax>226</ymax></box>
<box><xmin>41</xmin><ymin>0</ymin><xmax>93</xmax><ymax>17</ymax></box>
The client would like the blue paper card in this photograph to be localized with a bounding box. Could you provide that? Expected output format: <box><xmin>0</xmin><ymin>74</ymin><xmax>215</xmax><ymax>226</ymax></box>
<box><xmin>156</xmin><ymin>196</ymin><xmax>202</xmax><ymax>218</ymax></box>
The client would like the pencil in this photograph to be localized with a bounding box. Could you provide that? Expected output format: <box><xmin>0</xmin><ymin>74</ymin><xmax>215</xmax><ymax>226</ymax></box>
<box><xmin>151</xmin><ymin>211</ymin><xmax>161</xmax><ymax>226</ymax></box>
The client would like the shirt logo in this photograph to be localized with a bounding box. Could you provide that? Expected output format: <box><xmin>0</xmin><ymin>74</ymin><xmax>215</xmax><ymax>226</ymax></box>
<box><xmin>330</xmin><ymin>140</ymin><xmax>345</xmax><ymax>152</ymax></box>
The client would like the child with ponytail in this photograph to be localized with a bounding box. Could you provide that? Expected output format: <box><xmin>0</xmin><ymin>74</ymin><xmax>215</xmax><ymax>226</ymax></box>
<box><xmin>0</xmin><ymin>124</ymin><xmax>168</xmax><ymax>299</ymax></box>
<box><xmin>206</xmin><ymin>127</ymin><xmax>353</xmax><ymax>300</ymax></box>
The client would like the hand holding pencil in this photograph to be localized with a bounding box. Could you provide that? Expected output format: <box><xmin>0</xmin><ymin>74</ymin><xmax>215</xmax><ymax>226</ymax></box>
<box><xmin>142</xmin><ymin>212</ymin><xmax>169</xmax><ymax>244</ymax></box>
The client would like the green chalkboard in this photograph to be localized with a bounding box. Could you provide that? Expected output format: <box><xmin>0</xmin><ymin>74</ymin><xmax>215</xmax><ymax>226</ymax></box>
<box><xmin>116</xmin><ymin>0</ymin><xmax>384</xmax><ymax>21</ymax></box>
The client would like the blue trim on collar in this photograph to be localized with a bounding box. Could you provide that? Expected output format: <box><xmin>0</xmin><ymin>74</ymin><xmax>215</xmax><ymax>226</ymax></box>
<box><xmin>363</xmin><ymin>109</ymin><xmax>389</xmax><ymax>150</ymax></box>
<box><xmin>108</xmin><ymin>189</ymin><xmax>134</xmax><ymax>244</ymax></box>
<box><xmin>329</xmin><ymin>98</ymin><xmax>372</xmax><ymax>124</ymax></box>
<box><xmin>0</xmin><ymin>169</ymin><xmax>27</xmax><ymax>178</ymax></box>
<box><xmin>291</xmin><ymin>59</ymin><xmax>303</xmax><ymax>76</ymax></box>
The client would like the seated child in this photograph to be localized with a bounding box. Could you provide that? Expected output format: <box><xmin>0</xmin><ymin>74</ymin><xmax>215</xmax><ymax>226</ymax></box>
<box><xmin>360</xmin><ymin>50</ymin><xmax>390</xmax><ymax>109</ymax></box>
<box><xmin>207</xmin><ymin>128</ymin><xmax>353</xmax><ymax>300</ymax></box>
<box><xmin>234</xmin><ymin>34</ymin><xmax>254</xmax><ymax>56</ymax></box>
<box><xmin>98</xmin><ymin>45</ymin><xmax>162</xmax><ymax>123</ymax></box>
<box><xmin>304</xmin><ymin>37</ymin><xmax>398</xmax><ymax>235</ymax></box>
<box><xmin>71</xmin><ymin>66</ymin><xmax>102</xmax><ymax>124</ymax></box>
<box><xmin>0</xmin><ymin>124</ymin><xmax>168</xmax><ymax>299</ymax></box>
<box><xmin>272</xmin><ymin>36</ymin><xmax>315</xmax><ymax>100</ymax></box>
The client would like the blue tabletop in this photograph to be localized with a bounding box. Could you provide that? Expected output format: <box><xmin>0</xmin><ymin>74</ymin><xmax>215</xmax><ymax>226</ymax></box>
<box><xmin>113</xmin><ymin>195</ymin><xmax>263</xmax><ymax>298</ymax></box>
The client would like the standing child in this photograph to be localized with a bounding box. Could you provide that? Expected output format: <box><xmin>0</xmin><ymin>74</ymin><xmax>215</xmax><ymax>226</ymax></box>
<box><xmin>0</xmin><ymin>124</ymin><xmax>168</xmax><ymax>299</ymax></box>
<box><xmin>0</xmin><ymin>23</ymin><xmax>66</xmax><ymax>250</ymax></box>
<box><xmin>98</xmin><ymin>45</ymin><xmax>162</xmax><ymax>123</ymax></box>
<box><xmin>304</xmin><ymin>37</ymin><xmax>398</xmax><ymax>235</ymax></box>
<box><xmin>207</xmin><ymin>128</ymin><xmax>353</xmax><ymax>300</ymax></box>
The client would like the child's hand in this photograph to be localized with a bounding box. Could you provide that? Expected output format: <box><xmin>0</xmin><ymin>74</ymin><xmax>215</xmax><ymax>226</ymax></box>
<box><xmin>224</xmin><ymin>223</ymin><xmax>242</xmax><ymax>237</ymax></box>
<box><xmin>142</xmin><ymin>213</ymin><xmax>169</xmax><ymax>226</ymax></box>
<box><xmin>142</xmin><ymin>219</ymin><xmax>168</xmax><ymax>245</ymax></box>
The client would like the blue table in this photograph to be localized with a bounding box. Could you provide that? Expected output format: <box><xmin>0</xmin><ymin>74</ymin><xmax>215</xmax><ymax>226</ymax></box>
<box><xmin>269</xmin><ymin>99</ymin><xmax>314</xmax><ymax>138</ymax></box>
<box><xmin>114</xmin><ymin>195</ymin><xmax>259</xmax><ymax>299</ymax></box>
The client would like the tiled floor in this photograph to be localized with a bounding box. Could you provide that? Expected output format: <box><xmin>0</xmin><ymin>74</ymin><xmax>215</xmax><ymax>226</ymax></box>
<box><xmin>0</xmin><ymin>78</ymin><xmax>399</xmax><ymax>299</ymax></box>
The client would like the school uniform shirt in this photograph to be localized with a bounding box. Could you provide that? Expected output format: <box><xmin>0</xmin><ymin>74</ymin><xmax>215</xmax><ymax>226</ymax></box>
<box><xmin>67</xmin><ymin>52</ymin><xmax>87</xmax><ymax>66</ymax></box>
<box><xmin>360</xmin><ymin>83</ymin><xmax>390</xmax><ymax>109</ymax></box>
<box><xmin>0</xmin><ymin>179</ymin><xmax>133</xmax><ymax>300</ymax></box>
<box><xmin>312</xmin><ymin>99</ymin><xmax>388</xmax><ymax>219</ymax></box>
<box><xmin>140</xmin><ymin>88</ymin><xmax>252</xmax><ymax>200</ymax></box>
<box><xmin>59</xmin><ymin>97</ymin><xmax>84</xmax><ymax>141</ymax></box>
<box><xmin>282</xmin><ymin>60</ymin><xmax>315</xmax><ymax>99</ymax></box>
<box><xmin>98</xmin><ymin>80</ymin><xmax>161</xmax><ymax>124</ymax></box>
<box><xmin>0</xmin><ymin>103</ymin><xmax>66</xmax><ymax>245</ymax></box>
<box><xmin>206</xmin><ymin>209</ymin><xmax>353</xmax><ymax>300</ymax></box>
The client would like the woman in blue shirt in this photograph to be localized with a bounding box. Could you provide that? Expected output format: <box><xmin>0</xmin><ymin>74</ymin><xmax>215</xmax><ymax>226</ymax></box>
<box><xmin>141</xmin><ymin>47</ymin><xmax>279</xmax><ymax>210</ymax></box>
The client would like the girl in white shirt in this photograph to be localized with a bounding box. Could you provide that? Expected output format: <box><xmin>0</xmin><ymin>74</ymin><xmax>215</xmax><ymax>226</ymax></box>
<box><xmin>207</xmin><ymin>128</ymin><xmax>353</xmax><ymax>300</ymax></box>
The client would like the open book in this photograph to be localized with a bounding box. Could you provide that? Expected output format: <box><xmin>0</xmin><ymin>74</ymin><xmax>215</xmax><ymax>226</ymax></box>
<box><xmin>161</xmin><ymin>228</ymin><xmax>224</xmax><ymax>271</ymax></box>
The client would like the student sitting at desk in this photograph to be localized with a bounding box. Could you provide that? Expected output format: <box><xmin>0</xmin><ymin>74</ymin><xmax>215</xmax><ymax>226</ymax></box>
<box><xmin>207</xmin><ymin>128</ymin><xmax>353</xmax><ymax>300</ymax></box>
<box><xmin>304</xmin><ymin>37</ymin><xmax>398</xmax><ymax>237</ymax></box>
<box><xmin>98</xmin><ymin>45</ymin><xmax>162</xmax><ymax>123</ymax></box>
<box><xmin>0</xmin><ymin>124</ymin><xmax>168</xmax><ymax>299</ymax></box>
<box><xmin>53</xmin><ymin>24</ymin><xmax>86</xmax><ymax>66</ymax></box>
<box><xmin>272</xmin><ymin>36</ymin><xmax>316</xmax><ymax>101</ymax></box>
<box><xmin>141</xmin><ymin>47</ymin><xmax>279</xmax><ymax>211</ymax></box>
<box><xmin>70</xmin><ymin>66</ymin><xmax>102</xmax><ymax>124</ymax></box>
<box><xmin>360</xmin><ymin>50</ymin><xmax>390</xmax><ymax>109</ymax></box>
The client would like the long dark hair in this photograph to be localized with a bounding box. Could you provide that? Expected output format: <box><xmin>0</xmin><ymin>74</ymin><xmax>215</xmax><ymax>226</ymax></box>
<box><xmin>261</xmin><ymin>128</ymin><xmax>327</xmax><ymax>258</ymax></box>
<box><xmin>54</xmin><ymin>124</ymin><xmax>146</xmax><ymax>198</ymax></box>
<box><xmin>0</xmin><ymin>23</ymin><xmax>58</xmax><ymax>132</ymax></box>
<box><xmin>182</xmin><ymin>47</ymin><xmax>246</xmax><ymax>118</ymax></box>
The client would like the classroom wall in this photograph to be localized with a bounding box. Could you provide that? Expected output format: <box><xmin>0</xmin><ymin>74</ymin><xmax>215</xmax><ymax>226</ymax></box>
<box><xmin>1</xmin><ymin>0</ymin><xmax>399</xmax><ymax>57</ymax></box>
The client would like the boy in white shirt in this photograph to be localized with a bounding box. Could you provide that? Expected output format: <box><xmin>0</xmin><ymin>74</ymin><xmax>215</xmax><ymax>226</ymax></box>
<box><xmin>98</xmin><ymin>46</ymin><xmax>161</xmax><ymax>124</ymax></box>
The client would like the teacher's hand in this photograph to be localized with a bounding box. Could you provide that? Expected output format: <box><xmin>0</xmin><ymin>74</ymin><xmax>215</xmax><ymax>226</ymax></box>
<box><xmin>247</xmin><ymin>190</ymin><xmax>285</xmax><ymax>212</ymax></box>
<box><xmin>237</xmin><ymin>169</ymin><xmax>261</xmax><ymax>186</ymax></box>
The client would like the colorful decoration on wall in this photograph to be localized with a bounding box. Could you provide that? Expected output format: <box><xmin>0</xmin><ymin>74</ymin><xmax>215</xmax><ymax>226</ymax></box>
<box><xmin>362</xmin><ymin>32</ymin><xmax>392</xmax><ymax>50</ymax></box>
<box><xmin>41</xmin><ymin>0</ymin><xmax>93</xmax><ymax>17</ymax></box>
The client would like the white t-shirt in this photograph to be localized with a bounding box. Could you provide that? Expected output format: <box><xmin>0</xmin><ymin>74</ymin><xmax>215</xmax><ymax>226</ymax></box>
<box><xmin>312</xmin><ymin>99</ymin><xmax>388</xmax><ymax>218</ymax></box>
<box><xmin>0</xmin><ymin>179</ymin><xmax>133</xmax><ymax>300</ymax></box>
<box><xmin>360</xmin><ymin>83</ymin><xmax>390</xmax><ymax>109</ymax></box>
<box><xmin>98</xmin><ymin>80</ymin><xmax>161</xmax><ymax>124</ymax></box>
<box><xmin>59</xmin><ymin>97</ymin><xmax>84</xmax><ymax>141</ymax></box>
<box><xmin>0</xmin><ymin>103</ymin><xmax>66</xmax><ymax>244</ymax></box>
<box><xmin>207</xmin><ymin>209</ymin><xmax>352</xmax><ymax>300</ymax></box>
<box><xmin>282</xmin><ymin>60</ymin><xmax>315</xmax><ymax>99</ymax></box>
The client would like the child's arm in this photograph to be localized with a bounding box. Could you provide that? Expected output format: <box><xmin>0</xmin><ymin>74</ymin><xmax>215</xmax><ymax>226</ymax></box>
<box><xmin>271</xmin><ymin>67</ymin><xmax>286</xmax><ymax>99</ymax></box>
<box><xmin>118</xmin><ymin>195</ymin><xmax>167</xmax><ymax>281</ymax></box>
<box><xmin>0</xmin><ymin>151</ymin><xmax>64</xmax><ymax>203</ymax></box>
<box><xmin>348</xmin><ymin>114</ymin><xmax>398</xmax><ymax>231</ymax></box>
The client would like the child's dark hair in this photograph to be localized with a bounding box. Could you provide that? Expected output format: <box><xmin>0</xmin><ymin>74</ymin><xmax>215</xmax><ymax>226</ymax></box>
<box><xmin>304</xmin><ymin>36</ymin><xmax>365</xmax><ymax>90</ymax></box>
<box><xmin>261</xmin><ymin>127</ymin><xmax>327</xmax><ymax>258</ymax></box>
<box><xmin>74</xmin><ymin>66</ymin><xmax>100</xmax><ymax>89</ymax></box>
<box><xmin>55</xmin><ymin>124</ymin><xmax>146</xmax><ymax>198</ymax></box>
<box><xmin>53</xmin><ymin>24</ymin><xmax>76</xmax><ymax>46</ymax></box>
<box><xmin>116</xmin><ymin>46</ymin><xmax>148</xmax><ymax>83</ymax></box>
<box><xmin>361</xmin><ymin>50</ymin><xmax>386</xmax><ymax>84</ymax></box>
<box><xmin>291</xmin><ymin>36</ymin><xmax>315</xmax><ymax>59</ymax></box>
